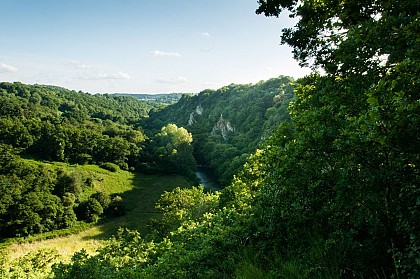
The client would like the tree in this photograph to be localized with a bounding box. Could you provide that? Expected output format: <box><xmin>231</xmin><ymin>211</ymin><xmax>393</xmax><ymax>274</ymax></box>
<box><xmin>255</xmin><ymin>0</ymin><xmax>420</xmax><ymax>277</ymax></box>
<box><xmin>96</xmin><ymin>136</ymin><xmax>131</xmax><ymax>170</ymax></box>
<box><xmin>153</xmin><ymin>124</ymin><xmax>197</xmax><ymax>178</ymax></box>
<box><xmin>11</xmin><ymin>192</ymin><xmax>65</xmax><ymax>235</ymax></box>
<box><xmin>91</xmin><ymin>191</ymin><xmax>111</xmax><ymax>209</ymax></box>
<box><xmin>75</xmin><ymin>198</ymin><xmax>103</xmax><ymax>223</ymax></box>
<box><xmin>156</xmin><ymin>186</ymin><xmax>220</xmax><ymax>228</ymax></box>
<box><xmin>54</xmin><ymin>171</ymin><xmax>83</xmax><ymax>199</ymax></box>
<box><xmin>257</xmin><ymin>0</ymin><xmax>419</xmax><ymax>75</ymax></box>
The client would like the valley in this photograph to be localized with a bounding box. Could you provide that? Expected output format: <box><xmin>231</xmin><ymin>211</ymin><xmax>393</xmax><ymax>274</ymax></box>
<box><xmin>0</xmin><ymin>0</ymin><xmax>418</xmax><ymax>275</ymax></box>
<box><xmin>0</xmin><ymin>77</ymin><xmax>294</xmax><ymax>277</ymax></box>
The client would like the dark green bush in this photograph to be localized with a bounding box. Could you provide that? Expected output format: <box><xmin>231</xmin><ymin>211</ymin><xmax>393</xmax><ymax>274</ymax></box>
<box><xmin>75</xmin><ymin>198</ymin><xmax>103</xmax><ymax>222</ymax></box>
<box><xmin>105</xmin><ymin>196</ymin><xmax>127</xmax><ymax>217</ymax></box>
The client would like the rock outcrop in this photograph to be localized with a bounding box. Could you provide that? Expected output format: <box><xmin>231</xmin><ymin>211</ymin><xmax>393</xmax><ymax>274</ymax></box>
<box><xmin>211</xmin><ymin>114</ymin><xmax>234</xmax><ymax>140</ymax></box>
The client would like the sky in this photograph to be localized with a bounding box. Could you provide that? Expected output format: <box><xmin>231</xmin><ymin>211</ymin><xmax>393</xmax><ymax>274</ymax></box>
<box><xmin>0</xmin><ymin>0</ymin><xmax>310</xmax><ymax>94</ymax></box>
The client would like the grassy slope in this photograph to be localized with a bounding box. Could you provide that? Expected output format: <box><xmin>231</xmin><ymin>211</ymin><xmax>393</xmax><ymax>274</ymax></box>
<box><xmin>2</xmin><ymin>160</ymin><xmax>193</xmax><ymax>261</ymax></box>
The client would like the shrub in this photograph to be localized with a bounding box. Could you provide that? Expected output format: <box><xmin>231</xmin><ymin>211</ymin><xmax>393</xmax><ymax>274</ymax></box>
<box><xmin>100</xmin><ymin>162</ymin><xmax>120</xmax><ymax>172</ymax></box>
<box><xmin>75</xmin><ymin>198</ymin><xmax>103</xmax><ymax>222</ymax></box>
<box><xmin>54</xmin><ymin>171</ymin><xmax>83</xmax><ymax>198</ymax></box>
<box><xmin>90</xmin><ymin>191</ymin><xmax>111</xmax><ymax>209</ymax></box>
<box><xmin>105</xmin><ymin>196</ymin><xmax>127</xmax><ymax>217</ymax></box>
<box><xmin>62</xmin><ymin>192</ymin><xmax>76</xmax><ymax>207</ymax></box>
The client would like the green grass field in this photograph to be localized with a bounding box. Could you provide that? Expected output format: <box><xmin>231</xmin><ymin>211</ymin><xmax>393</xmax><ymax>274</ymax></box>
<box><xmin>2</xmin><ymin>161</ymin><xmax>193</xmax><ymax>261</ymax></box>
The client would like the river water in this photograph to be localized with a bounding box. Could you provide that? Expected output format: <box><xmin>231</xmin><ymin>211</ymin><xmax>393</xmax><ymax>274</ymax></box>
<box><xmin>195</xmin><ymin>167</ymin><xmax>221</xmax><ymax>191</ymax></box>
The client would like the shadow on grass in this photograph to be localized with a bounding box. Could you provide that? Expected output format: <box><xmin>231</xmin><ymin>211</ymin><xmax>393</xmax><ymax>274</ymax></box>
<box><xmin>80</xmin><ymin>172</ymin><xmax>194</xmax><ymax>241</ymax></box>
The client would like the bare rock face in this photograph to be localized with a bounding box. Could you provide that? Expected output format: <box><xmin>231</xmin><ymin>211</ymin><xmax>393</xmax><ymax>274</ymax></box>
<box><xmin>211</xmin><ymin>114</ymin><xmax>234</xmax><ymax>140</ymax></box>
<box><xmin>187</xmin><ymin>105</ymin><xmax>203</xmax><ymax>126</ymax></box>
<box><xmin>188</xmin><ymin>112</ymin><xmax>196</xmax><ymax>126</ymax></box>
<box><xmin>195</xmin><ymin>105</ymin><xmax>203</xmax><ymax>115</ymax></box>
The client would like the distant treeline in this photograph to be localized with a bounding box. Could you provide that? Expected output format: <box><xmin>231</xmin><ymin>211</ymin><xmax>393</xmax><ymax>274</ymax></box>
<box><xmin>112</xmin><ymin>93</ymin><xmax>183</xmax><ymax>105</ymax></box>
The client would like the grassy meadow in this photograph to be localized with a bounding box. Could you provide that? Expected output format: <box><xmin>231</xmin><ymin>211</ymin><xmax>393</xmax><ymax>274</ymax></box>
<box><xmin>1</xmin><ymin>160</ymin><xmax>193</xmax><ymax>261</ymax></box>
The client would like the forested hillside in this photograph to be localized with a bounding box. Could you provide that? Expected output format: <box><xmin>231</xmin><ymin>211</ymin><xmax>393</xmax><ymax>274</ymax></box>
<box><xmin>143</xmin><ymin>76</ymin><xmax>294</xmax><ymax>185</ymax></box>
<box><xmin>0</xmin><ymin>83</ymin><xmax>198</xmax><ymax>241</ymax></box>
<box><xmin>0</xmin><ymin>83</ymin><xmax>152</xmax><ymax>169</ymax></box>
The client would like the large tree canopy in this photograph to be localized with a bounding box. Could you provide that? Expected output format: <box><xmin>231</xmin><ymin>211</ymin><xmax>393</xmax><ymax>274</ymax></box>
<box><xmin>254</xmin><ymin>0</ymin><xmax>420</xmax><ymax>277</ymax></box>
<box><xmin>257</xmin><ymin>0</ymin><xmax>419</xmax><ymax>74</ymax></box>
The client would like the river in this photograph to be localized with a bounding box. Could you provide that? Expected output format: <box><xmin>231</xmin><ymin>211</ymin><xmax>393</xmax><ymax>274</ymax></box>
<box><xmin>195</xmin><ymin>167</ymin><xmax>221</xmax><ymax>191</ymax></box>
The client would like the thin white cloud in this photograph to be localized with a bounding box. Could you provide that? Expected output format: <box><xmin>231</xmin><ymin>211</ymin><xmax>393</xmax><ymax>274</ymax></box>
<box><xmin>200</xmin><ymin>32</ymin><xmax>211</xmax><ymax>38</ymax></box>
<box><xmin>0</xmin><ymin>63</ymin><xmax>18</xmax><ymax>73</ymax></box>
<box><xmin>115</xmin><ymin>71</ymin><xmax>131</xmax><ymax>80</ymax></box>
<box><xmin>80</xmin><ymin>71</ymin><xmax>131</xmax><ymax>80</ymax></box>
<box><xmin>155</xmin><ymin>76</ymin><xmax>188</xmax><ymax>84</ymax></box>
<box><xmin>150</xmin><ymin>50</ymin><xmax>181</xmax><ymax>57</ymax></box>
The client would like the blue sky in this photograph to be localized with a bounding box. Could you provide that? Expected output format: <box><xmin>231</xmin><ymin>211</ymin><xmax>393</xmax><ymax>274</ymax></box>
<box><xmin>0</xmin><ymin>0</ymin><xmax>310</xmax><ymax>93</ymax></box>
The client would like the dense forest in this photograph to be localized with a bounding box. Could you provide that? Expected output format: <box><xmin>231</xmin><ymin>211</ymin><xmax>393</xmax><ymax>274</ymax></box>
<box><xmin>0</xmin><ymin>83</ymin><xmax>152</xmax><ymax>167</ymax></box>
<box><xmin>1</xmin><ymin>0</ymin><xmax>419</xmax><ymax>278</ymax></box>
<box><xmin>142</xmin><ymin>76</ymin><xmax>294</xmax><ymax>185</ymax></box>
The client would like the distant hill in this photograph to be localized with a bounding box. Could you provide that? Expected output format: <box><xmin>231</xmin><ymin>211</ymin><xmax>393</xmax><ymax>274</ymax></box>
<box><xmin>0</xmin><ymin>82</ymin><xmax>158</xmax><ymax>169</ymax></box>
<box><xmin>112</xmin><ymin>93</ymin><xmax>183</xmax><ymax>105</ymax></box>
<box><xmin>0</xmin><ymin>82</ymin><xmax>158</xmax><ymax>124</ymax></box>
<box><xmin>142</xmin><ymin>76</ymin><xmax>295</xmax><ymax>185</ymax></box>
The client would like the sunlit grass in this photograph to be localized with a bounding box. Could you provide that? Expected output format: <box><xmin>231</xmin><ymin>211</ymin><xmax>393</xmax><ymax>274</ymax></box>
<box><xmin>2</xmin><ymin>160</ymin><xmax>193</xmax><ymax>261</ymax></box>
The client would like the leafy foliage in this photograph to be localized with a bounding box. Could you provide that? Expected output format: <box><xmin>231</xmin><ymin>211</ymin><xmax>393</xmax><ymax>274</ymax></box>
<box><xmin>142</xmin><ymin>124</ymin><xmax>197</xmax><ymax>179</ymax></box>
<box><xmin>0</xmin><ymin>249</ymin><xmax>60</xmax><ymax>279</ymax></box>
<box><xmin>0</xmin><ymin>153</ymin><xmax>96</xmax><ymax>238</ymax></box>
<box><xmin>252</xmin><ymin>0</ymin><xmax>420</xmax><ymax>277</ymax></box>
